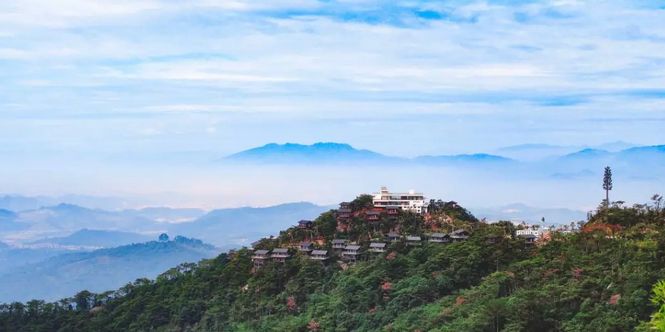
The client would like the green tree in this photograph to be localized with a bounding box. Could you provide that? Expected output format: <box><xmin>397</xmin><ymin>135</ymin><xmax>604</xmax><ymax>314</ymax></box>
<box><xmin>650</xmin><ymin>280</ymin><xmax>665</xmax><ymax>331</ymax></box>
<box><xmin>603</xmin><ymin>166</ymin><xmax>613</xmax><ymax>205</ymax></box>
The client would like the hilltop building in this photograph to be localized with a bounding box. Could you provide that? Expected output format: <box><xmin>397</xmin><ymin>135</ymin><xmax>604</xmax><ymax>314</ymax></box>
<box><xmin>516</xmin><ymin>226</ymin><xmax>543</xmax><ymax>237</ymax></box>
<box><xmin>372</xmin><ymin>187</ymin><xmax>427</xmax><ymax>214</ymax></box>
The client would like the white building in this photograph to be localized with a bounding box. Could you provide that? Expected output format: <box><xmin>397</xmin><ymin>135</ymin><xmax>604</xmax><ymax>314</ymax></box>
<box><xmin>516</xmin><ymin>228</ymin><xmax>543</xmax><ymax>237</ymax></box>
<box><xmin>372</xmin><ymin>187</ymin><xmax>427</xmax><ymax>214</ymax></box>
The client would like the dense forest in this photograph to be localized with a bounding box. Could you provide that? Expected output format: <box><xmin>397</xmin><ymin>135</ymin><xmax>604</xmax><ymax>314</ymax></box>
<box><xmin>1</xmin><ymin>195</ymin><xmax>665</xmax><ymax>331</ymax></box>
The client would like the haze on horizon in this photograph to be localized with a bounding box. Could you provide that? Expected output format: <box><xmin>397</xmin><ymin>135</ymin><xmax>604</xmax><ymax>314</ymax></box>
<box><xmin>1</xmin><ymin>0</ymin><xmax>664</xmax><ymax>210</ymax></box>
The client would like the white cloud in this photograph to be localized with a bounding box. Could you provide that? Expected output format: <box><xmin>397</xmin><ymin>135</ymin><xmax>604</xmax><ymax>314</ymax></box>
<box><xmin>1</xmin><ymin>0</ymin><xmax>664</xmax><ymax>162</ymax></box>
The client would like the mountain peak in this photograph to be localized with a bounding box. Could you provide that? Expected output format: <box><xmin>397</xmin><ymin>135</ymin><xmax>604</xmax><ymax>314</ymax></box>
<box><xmin>224</xmin><ymin>142</ymin><xmax>392</xmax><ymax>164</ymax></box>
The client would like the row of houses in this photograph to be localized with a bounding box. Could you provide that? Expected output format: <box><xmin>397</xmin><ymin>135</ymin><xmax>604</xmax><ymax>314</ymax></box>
<box><xmin>336</xmin><ymin>204</ymin><xmax>400</xmax><ymax>224</ymax></box>
<box><xmin>252</xmin><ymin>248</ymin><xmax>332</xmax><ymax>268</ymax></box>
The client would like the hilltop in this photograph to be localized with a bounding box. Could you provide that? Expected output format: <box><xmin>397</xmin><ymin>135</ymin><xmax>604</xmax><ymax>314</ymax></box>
<box><xmin>225</xmin><ymin>142</ymin><xmax>395</xmax><ymax>164</ymax></box>
<box><xmin>1</xmin><ymin>195</ymin><xmax>665</xmax><ymax>331</ymax></box>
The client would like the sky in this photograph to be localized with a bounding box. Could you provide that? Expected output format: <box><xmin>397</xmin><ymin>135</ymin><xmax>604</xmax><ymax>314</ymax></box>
<box><xmin>1</xmin><ymin>0</ymin><xmax>665</xmax><ymax>207</ymax></box>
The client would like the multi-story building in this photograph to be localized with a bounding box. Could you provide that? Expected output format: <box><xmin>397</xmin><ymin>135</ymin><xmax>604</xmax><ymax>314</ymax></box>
<box><xmin>516</xmin><ymin>226</ymin><xmax>543</xmax><ymax>237</ymax></box>
<box><xmin>372</xmin><ymin>187</ymin><xmax>427</xmax><ymax>214</ymax></box>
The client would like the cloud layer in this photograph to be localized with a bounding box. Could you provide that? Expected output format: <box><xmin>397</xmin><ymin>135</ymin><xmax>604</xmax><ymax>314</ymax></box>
<box><xmin>1</xmin><ymin>0</ymin><xmax>664</xmax><ymax>202</ymax></box>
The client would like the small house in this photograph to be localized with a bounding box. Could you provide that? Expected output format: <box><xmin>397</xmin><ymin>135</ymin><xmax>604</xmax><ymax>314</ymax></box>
<box><xmin>271</xmin><ymin>248</ymin><xmax>290</xmax><ymax>263</ymax></box>
<box><xmin>298</xmin><ymin>220</ymin><xmax>313</xmax><ymax>229</ymax></box>
<box><xmin>299</xmin><ymin>241</ymin><xmax>314</xmax><ymax>252</ymax></box>
<box><xmin>310</xmin><ymin>250</ymin><xmax>329</xmax><ymax>261</ymax></box>
<box><xmin>450</xmin><ymin>229</ymin><xmax>470</xmax><ymax>242</ymax></box>
<box><xmin>365</xmin><ymin>210</ymin><xmax>381</xmax><ymax>222</ymax></box>
<box><xmin>252</xmin><ymin>249</ymin><xmax>270</xmax><ymax>268</ymax></box>
<box><xmin>406</xmin><ymin>236</ymin><xmax>422</xmax><ymax>246</ymax></box>
<box><xmin>369</xmin><ymin>242</ymin><xmax>387</xmax><ymax>253</ymax></box>
<box><xmin>429</xmin><ymin>233</ymin><xmax>450</xmax><ymax>243</ymax></box>
<box><xmin>332</xmin><ymin>239</ymin><xmax>349</xmax><ymax>250</ymax></box>
<box><xmin>342</xmin><ymin>244</ymin><xmax>362</xmax><ymax>262</ymax></box>
<box><xmin>336</xmin><ymin>209</ymin><xmax>352</xmax><ymax>220</ymax></box>
<box><xmin>387</xmin><ymin>232</ymin><xmax>402</xmax><ymax>243</ymax></box>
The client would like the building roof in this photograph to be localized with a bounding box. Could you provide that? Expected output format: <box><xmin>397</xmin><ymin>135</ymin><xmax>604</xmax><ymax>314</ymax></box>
<box><xmin>430</xmin><ymin>233</ymin><xmax>448</xmax><ymax>238</ymax></box>
<box><xmin>387</xmin><ymin>232</ymin><xmax>401</xmax><ymax>237</ymax></box>
<box><xmin>298</xmin><ymin>219</ymin><xmax>313</xmax><ymax>225</ymax></box>
<box><xmin>272</xmin><ymin>248</ymin><xmax>289</xmax><ymax>254</ymax></box>
<box><xmin>451</xmin><ymin>229</ymin><xmax>470</xmax><ymax>236</ymax></box>
<box><xmin>370</xmin><ymin>242</ymin><xmax>386</xmax><ymax>248</ymax></box>
<box><xmin>254</xmin><ymin>249</ymin><xmax>269</xmax><ymax>255</ymax></box>
<box><xmin>345</xmin><ymin>245</ymin><xmax>361</xmax><ymax>250</ymax></box>
<box><xmin>366</xmin><ymin>210</ymin><xmax>381</xmax><ymax>215</ymax></box>
<box><xmin>406</xmin><ymin>236</ymin><xmax>421</xmax><ymax>241</ymax></box>
<box><xmin>332</xmin><ymin>239</ymin><xmax>348</xmax><ymax>244</ymax></box>
<box><xmin>311</xmin><ymin>250</ymin><xmax>328</xmax><ymax>255</ymax></box>
<box><xmin>300</xmin><ymin>241</ymin><xmax>313</xmax><ymax>246</ymax></box>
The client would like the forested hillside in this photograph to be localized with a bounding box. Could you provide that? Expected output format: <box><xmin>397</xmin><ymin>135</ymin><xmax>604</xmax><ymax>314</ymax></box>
<box><xmin>1</xmin><ymin>195</ymin><xmax>665</xmax><ymax>331</ymax></box>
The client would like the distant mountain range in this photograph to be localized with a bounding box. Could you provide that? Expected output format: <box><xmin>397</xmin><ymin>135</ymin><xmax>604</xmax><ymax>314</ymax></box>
<box><xmin>226</xmin><ymin>142</ymin><xmax>398</xmax><ymax>164</ymax></box>
<box><xmin>0</xmin><ymin>201</ymin><xmax>329</xmax><ymax>303</ymax></box>
<box><xmin>28</xmin><ymin>229</ymin><xmax>153</xmax><ymax>249</ymax></box>
<box><xmin>170</xmin><ymin>202</ymin><xmax>331</xmax><ymax>248</ymax></box>
<box><xmin>0</xmin><ymin>236</ymin><xmax>219</xmax><ymax>303</ymax></box>
<box><xmin>223</xmin><ymin>142</ymin><xmax>665</xmax><ymax>178</ymax></box>
<box><xmin>0</xmin><ymin>194</ymin><xmax>140</xmax><ymax>211</ymax></box>
<box><xmin>471</xmin><ymin>203</ymin><xmax>587</xmax><ymax>225</ymax></box>
<box><xmin>0</xmin><ymin>201</ymin><xmax>330</xmax><ymax>248</ymax></box>
<box><xmin>225</xmin><ymin>142</ymin><xmax>513</xmax><ymax>166</ymax></box>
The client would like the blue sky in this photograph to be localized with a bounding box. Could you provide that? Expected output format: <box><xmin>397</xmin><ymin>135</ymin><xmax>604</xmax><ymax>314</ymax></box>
<box><xmin>1</xmin><ymin>0</ymin><xmax>665</xmax><ymax>205</ymax></box>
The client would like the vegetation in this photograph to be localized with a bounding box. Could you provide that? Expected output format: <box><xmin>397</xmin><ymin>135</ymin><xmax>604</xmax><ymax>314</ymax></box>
<box><xmin>1</xmin><ymin>195</ymin><xmax>665</xmax><ymax>331</ymax></box>
<box><xmin>603</xmin><ymin>166</ymin><xmax>613</xmax><ymax>205</ymax></box>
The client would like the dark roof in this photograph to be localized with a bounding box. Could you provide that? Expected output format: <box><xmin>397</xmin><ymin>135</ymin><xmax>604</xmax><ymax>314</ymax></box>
<box><xmin>332</xmin><ymin>239</ymin><xmax>348</xmax><ymax>244</ymax></box>
<box><xmin>272</xmin><ymin>248</ymin><xmax>289</xmax><ymax>253</ymax></box>
<box><xmin>298</xmin><ymin>220</ymin><xmax>313</xmax><ymax>225</ymax></box>
<box><xmin>370</xmin><ymin>242</ymin><xmax>386</xmax><ymax>248</ymax></box>
<box><xmin>519</xmin><ymin>234</ymin><xmax>537</xmax><ymax>239</ymax></box>
<box><xmin>387</xmin><ymin>232</ymin><xmax>400</xmax><ymax>237</ymax></box>
<box><xmin>311</xmin><ymin>250</ymin><xmax>328</xmax><ymax>255</ymax></box>
<box><xmin>254</xmin><ymin>249</ymin><xmax>269</xmax><ymax>255</ymax></box>
<box><xmin>406</xmin><ymin>236</ymin><xmax>421</xmax><ymax>241</ymax></box>
<box><xmin>430</xmin><ymin>233</ymin><xmax>448</xmax><ymax>238</ymax></box>
<box><xmin>366</xmin><ymin>211</ymin><xmax>381</xmax><ymax>215</ymax></box>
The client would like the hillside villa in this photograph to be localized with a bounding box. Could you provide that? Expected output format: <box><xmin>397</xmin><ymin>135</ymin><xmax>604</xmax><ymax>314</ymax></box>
<box><xmin>372</xmin><ymin>187</ymin><xmax>428</xmax><ymax>214</ymax></box>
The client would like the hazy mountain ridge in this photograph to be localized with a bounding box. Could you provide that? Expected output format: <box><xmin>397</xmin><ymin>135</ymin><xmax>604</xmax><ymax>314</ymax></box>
<box><xmin>226</xmin><ymin>142</ymin><xmax>397</xmax><ymax>164</ymax></box>
<box><xmin>28</xmin><ymin>229</ymin><xmax>153</xmax><ymax>249</ymax></box>
<box><xmin>122</xmin><ymin>207</ymin><xmax>206</xmax><ymax>223</ymax></box>
<box><xmin>225</xmin><ymin>142</ymin><xmax>664</xmax><ymax>166</ymax></box>
<box><xmin>471</xmin><ymin>203</ymin><xmax>587</xmax><ymax>224</ymax></box>
<box><xmin>0</xmin><ymin>195</ymin><xmax>137</xmax><ymax>212</ymax></box>
<box><xmin>10</xmin><ymin>204</ymin><xmax>160</xmax><ymax>237</ymax></box>
<box><xmin>0</xmin><ymin>236</ymin><xmax>219</xmax><ymax>303</ymax></box>
<box><xmin>170</xmin><ymin>202</ymin><xmax>332</xmax><ymax>248</ymax></box>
